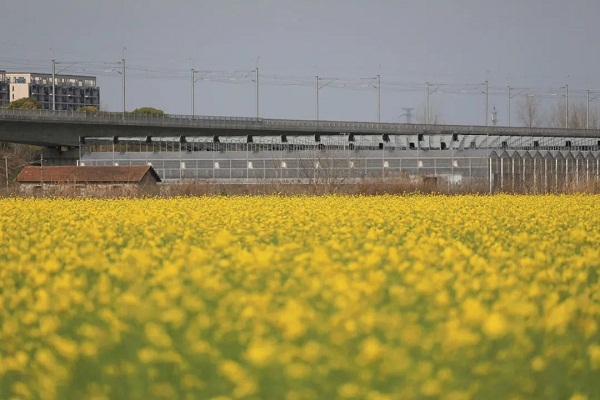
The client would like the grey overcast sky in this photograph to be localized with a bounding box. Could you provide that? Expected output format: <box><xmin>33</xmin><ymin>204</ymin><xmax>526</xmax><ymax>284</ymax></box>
<box><xmin>1</xmin><ymin>0</ymin><xmax>599</xmax><ymax>125</ymax></box>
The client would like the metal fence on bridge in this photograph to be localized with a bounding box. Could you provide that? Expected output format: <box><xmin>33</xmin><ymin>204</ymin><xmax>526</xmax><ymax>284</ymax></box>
<box><xmin>3</xmin><ymin>107</ymin><xmax>600</xmax><ymax>139</ymax></box>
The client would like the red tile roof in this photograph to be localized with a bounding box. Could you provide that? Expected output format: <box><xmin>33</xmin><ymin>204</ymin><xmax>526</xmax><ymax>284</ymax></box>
<box><xmin>16</xmin><ymin>165</ymin><xmax>161</xmax><ymax>183</ymax></box>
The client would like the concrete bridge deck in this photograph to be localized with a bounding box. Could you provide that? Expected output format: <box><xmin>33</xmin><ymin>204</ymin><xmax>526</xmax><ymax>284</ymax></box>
<box><xmin>1</xmin><ymin>108</ymin><xmax>600</xmax><ymax>148</ymax></box>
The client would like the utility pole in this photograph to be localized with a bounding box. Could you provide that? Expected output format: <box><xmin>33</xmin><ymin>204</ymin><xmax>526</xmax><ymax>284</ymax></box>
<box><xmin>315</xmin><ymin>76</ymin><xmax>338</xmax><ymax>122</ymax></box>
<box><xmin>426</xmin><ymin>81</ymin><xmax>430</xmax><ymax>124</ymax></box>
<box><xmin>191</xmin><ymin>68</ymin><xmax>195</xmax><ymax>116</ymax></box>
<box><xmin>315</xmin><ymin>75</ymin><xmax>319</xmax><ymax>121</ymax></box>
<box><xmin>377</xmin><ymin>74</ymin><xmax>381</xmax><ymax>123</ymax></box>
<box><xmin>565</xmin><ymin>84</ymin><xmax>569</xmax><ymax>128</ymax></box>
<box><xmin>255</xmin><ymin>56</ymin><xmax>260</xmax><ymax>119</ymax></box>
<box><xmin>256</xmin><ymin>67</ymin><xmax>259</xmax><ymax>119</ymax></box>
<box><xmin>485</xmin><ymin>80</ymin><xmax>489</xmax><ymax>126</ymax></box>
<box><xmin>587</xmin><ymin>90</ymin><xmax>590</xmax><ymax>129</ymax></box>
<box><xmin>122</xmin><ymin>47</ymin><xmax>126</xmax><ymax>118</ymax></box>
<box><xmin>51</xmin><ymin>48</ymin><xmax>56</xmax><ymax>111</ymax></box>
<box><xmin>507</xmin><ymin>86</ymin><xmax>511</xmax><ymax>127</ymax></box>
<box><xmin>40</xmin><ymin>153</ymin><xmax>44</xmax><ymax>192</ymax></box>
<box><xmin>2</xmin><ymin>155</ymin><xmax>10</xmax><ymax>190</ymax></box>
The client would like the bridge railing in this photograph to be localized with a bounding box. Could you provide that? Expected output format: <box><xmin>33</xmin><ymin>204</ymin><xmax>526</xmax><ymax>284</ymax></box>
<box><xmin>0</xmin><ymin>107</ymin><xmax>264</xmax><ymax>124</ymax></box>
<box><xmin>260</xmin><ymin>118</ymin><xmax>600</xmax><ymax>138</ymax></box>
<box><xmin>2</xmin><ymin>107</ymin><xmax>600</xmax><ymax>139</ymax></box>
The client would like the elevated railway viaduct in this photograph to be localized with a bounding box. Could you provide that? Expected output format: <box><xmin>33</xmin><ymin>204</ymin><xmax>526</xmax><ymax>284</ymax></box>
<box><xmin>2</xmin><ymin>109</ymin><xmax>600</xmax><ymax>190</ymax></box>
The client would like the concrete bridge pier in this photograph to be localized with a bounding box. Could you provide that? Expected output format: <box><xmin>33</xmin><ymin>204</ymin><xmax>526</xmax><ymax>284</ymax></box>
<box><xmin>42</xmin><ymin>147</ymin><xmax>80</xmax><ymax>166</ymax></box>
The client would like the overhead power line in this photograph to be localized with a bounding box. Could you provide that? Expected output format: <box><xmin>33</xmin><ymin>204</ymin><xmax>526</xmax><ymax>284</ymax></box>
<box><xmin>2</xmin><ymin>57</ymin><xmax>599</xmax><ymax>99</ymax></box>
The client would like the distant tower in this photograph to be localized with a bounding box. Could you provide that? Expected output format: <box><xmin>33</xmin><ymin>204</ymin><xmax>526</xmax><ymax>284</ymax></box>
<box><xmin>401</xmin><ymin>108</ymin><xmax>414</xmax><ymax>124</ymax></box>
<box><xmin>491</xmin><ymin>106</ymin><xmax>498</xmax><ymax>126</ymax></box>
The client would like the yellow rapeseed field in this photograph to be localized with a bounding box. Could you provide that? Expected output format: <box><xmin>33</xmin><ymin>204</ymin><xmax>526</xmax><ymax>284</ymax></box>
<box><xmin>0</xmin><ymin>195</ymin><xmax>599</xmax><ymax>400</ymax></box>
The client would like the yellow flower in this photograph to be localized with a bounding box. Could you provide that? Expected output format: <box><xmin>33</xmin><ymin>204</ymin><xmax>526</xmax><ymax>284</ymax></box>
<box><xmin>421</xmin><ymin>379</ymin><xmax>442</xmax><ymax>397</ymax></box>
<box><xmin>357</xmin><ymin>336</ymin><xmax>384</xmax><ymax>364</ymax></box>
<box><xmin>338</xmin><ymin>383</ymin><xmax>361</xmax><ymax>399</ymax></box>
<box><xmin>145</xmin><ymin>322</ymin><xmax>173</xmax><ymax>348</ymax></box>
<box><xmin>284</xmin><ymin>363</ymin><xmax>311</xmax><ymax>379</ymax></box>
<box><xmin>589</xmin><ymin>345</ymin><xmax>600</xmax><ymax>370</ymax></box>
<box><xmin>49</xmin><ymin>336</ymin><xmax>79</xmax><ymax>360</ymax></box>
<box><xmin>569</xmin><ymin>394</ymin><xmax>588</xmax><ymax>400</ymax></box>
<box><xmin>1</xmin><ymin>195</ymin><xmax>599</xmax><ymax>398</ymax></box>
<box><xmin>482</xmin><ymin>313</ymin><xmax>509</xmax><ymax>339</ymax></box>
<box><xmin>462</xmin><ymin>299</ymin><xmax>487</xmax><ymax>324</ymax></box>
<box><xmin>244</xmin><ymin>339</ymin><xmax>276</xmax><ymax>367</ymax></box>
<box><xmin>531</xmin><ymin>356</ymin><xmax>546</xmax><ymax>372</ymax></box>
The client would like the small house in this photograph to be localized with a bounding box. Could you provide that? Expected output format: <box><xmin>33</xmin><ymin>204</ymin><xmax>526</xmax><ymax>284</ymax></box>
<box><xmin>16</xmin><ymin>165</ymin><xmax>161</xmax><ymax>195</ymax></box>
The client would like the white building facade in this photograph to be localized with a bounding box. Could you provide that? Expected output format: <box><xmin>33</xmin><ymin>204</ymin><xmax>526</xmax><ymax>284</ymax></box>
<box><xmin>4</xmin><ymin>72</ymin><xmax>100</xmax><ymax>111</ymax></box>
<box><xmin>0</xmin><ymin>71</ymin><xmax>9</xmax><ymax>107</ymax></box>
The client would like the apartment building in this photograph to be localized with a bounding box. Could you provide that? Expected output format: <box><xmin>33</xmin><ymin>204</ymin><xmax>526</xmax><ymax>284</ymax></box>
<box><xmin>4</xmin><ymin>71</ymin><xmax>100</xmax><ymax>111</ymax></box>
<box><xmin>0</xmin><ymin>71</ymin><xmax>9</xmax><ymax>107</ymax></box>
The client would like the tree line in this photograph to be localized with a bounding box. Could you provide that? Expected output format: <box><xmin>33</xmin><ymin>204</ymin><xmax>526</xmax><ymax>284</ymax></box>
<box><xmin>3</xmin><ymin>97</ymin><xmax>165</xmax><ymax>115</ymax></box>
<box><xmin>517</xmin><ymin>96</ymin><xmax>599</xmax><ymax>129</ymax></box>
<box><xmin>416</xmin><ymin>96</ymin><xmax>599</xmax><ymax>129</ymax></box>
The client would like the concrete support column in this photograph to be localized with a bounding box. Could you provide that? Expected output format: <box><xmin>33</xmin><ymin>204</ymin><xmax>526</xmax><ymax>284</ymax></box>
<box><xmin>511</xmin><ymin>157</ymin><xmax>515</xmax><ymax>193</ymax></box>
<box><xmin>555</xmin><ymin>158</ymin><xmax>559</xmax><ymax>193</ymax></box>
<box><xmin>522</xmin><ymin>159</ymin><xmax>526</xmax><ymax>191</ymax></box>
<box><xmin>488</xmin><ymin>157</ymin><xmax>493</xmax><ymax>194</ymax></box>
<box><xmin>586</xmin><ymin>159</ymin><xmax>589</xmax><ymax>184</ymax></box>
<box><xmin>500</xmin><ymin>158</ymin><xmax>504</xmax><ymax>191</ymax></box>
<box><xmin>179</xmin><ymin>141</ymin><xmax>182</xmax><ymax>181</ymax></box>
<box><xmin>544</xmin><ymin>158</ymin><xmax>548</xmax><ymax>193</ymax></box>
<box><xmin>576</xmin><ymin>159</ymin><xmax>579</xmax><ymax>187</ymax></box>
<box><xmin>565</xmin><ymin>159</ymin><xmax>569</xmax><ymax>191</ymax></box>
<box><xmin>533</xmin><ymin>158</ymin><xmax>537</xmax><ymax>193</ymax></box>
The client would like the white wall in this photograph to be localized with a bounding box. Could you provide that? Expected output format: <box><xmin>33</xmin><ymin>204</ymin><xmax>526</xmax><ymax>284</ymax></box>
<box><xmin>7</xmin><ymin>73</ymin><xmax>31</xmax><ymax>103</ymax></box>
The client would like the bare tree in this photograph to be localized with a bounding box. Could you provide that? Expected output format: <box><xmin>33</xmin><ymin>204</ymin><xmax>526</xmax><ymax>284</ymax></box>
<box><xmin>517</xmin><ymin>95</ymin><xmax>540</xmax><ymax>128</ymax></box>
<box><xmin>544</xmin><ymin>101</ymin><xmax>561</xmax><ymax>128</ymax></box>
<box><xmin>295</xmin><ymin>148</ymin><xmax>356</xmax><ymax>193</ymax></box>
<box><xmin>587</xmin><ymin>103</ymin><xmax>600</xmax><ymax>129</ymax></box>
<box><xmin>568</xmin><ymin>102</ymin><xmax>586</xmax><ymax>128</ymax></box>
<box><xmin>544</xmin><ymin>100</ymin><xmax>598</xmax><ymax>129</ymax></box>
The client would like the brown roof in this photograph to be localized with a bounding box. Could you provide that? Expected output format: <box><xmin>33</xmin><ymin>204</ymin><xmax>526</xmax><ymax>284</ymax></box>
<box><xmin>16</xmin><ymin>165</ymin><xmax>161</xmax><ymax>183</ymax></box>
